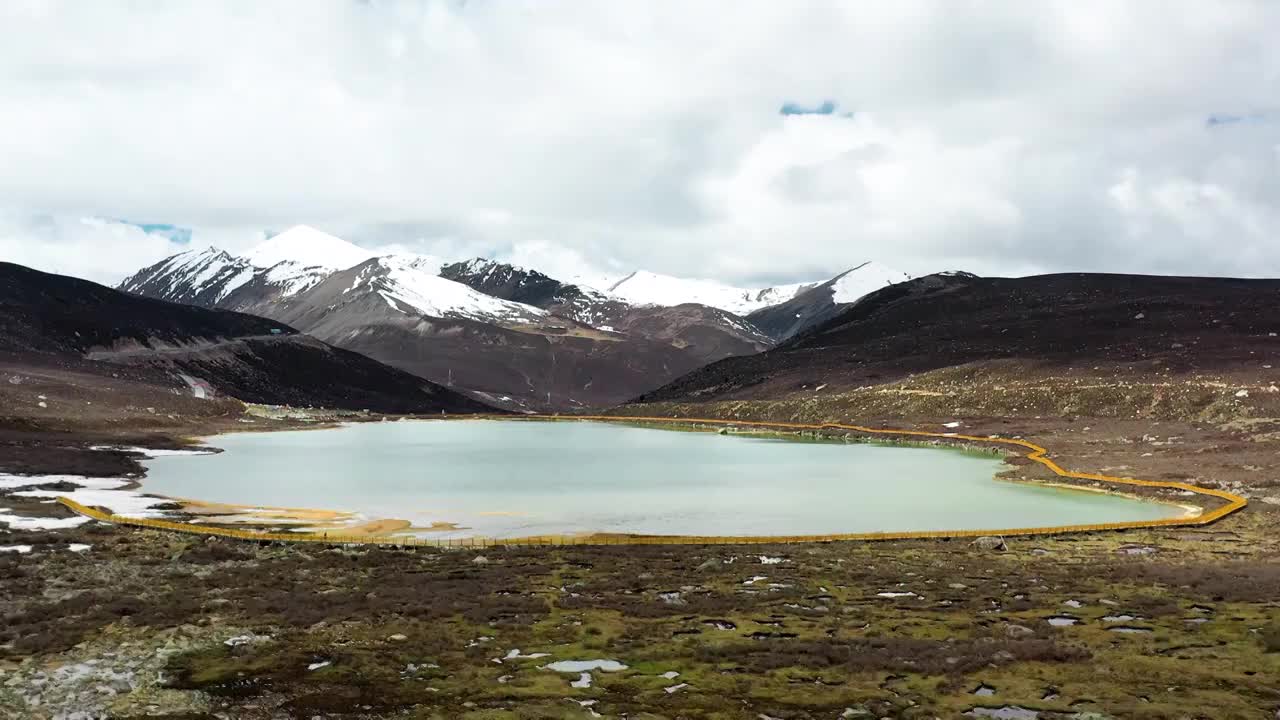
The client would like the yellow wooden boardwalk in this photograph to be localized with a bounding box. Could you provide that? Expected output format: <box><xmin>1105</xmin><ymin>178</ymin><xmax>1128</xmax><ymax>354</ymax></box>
<box><xmin>57</xmin><ymin>415</ymin><xmax>1247</xmax><ymax>547</ymax></box>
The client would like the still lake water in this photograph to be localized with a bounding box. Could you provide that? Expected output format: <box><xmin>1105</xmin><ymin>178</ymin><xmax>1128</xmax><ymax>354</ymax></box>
<box><xmin>141</xmin><ymin>420</ymin><xmax>1181</xmax><ymax>538</ymax></box>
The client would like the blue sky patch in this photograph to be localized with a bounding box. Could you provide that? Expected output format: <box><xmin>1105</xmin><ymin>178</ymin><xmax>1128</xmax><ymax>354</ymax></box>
<box><xmin>117</xmin><ymin>219</ymin><xmax>193</xmax><ymax>244</ymax></box>
<box><xmin>780</xmin><ymin>100</ymin><xmax>837</xmax><ymax>116</ymax></box>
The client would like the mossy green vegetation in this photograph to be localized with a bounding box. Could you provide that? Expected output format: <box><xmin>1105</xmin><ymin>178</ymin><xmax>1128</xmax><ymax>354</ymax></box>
<box><xmin>6</xmin><ymin>513</ymin><xmax>1278</xmax><ymax>719</ymax></box>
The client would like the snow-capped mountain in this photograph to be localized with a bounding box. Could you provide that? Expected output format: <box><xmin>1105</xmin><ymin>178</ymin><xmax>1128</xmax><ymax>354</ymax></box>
<box><xmin>241</xmin><ymin>225</ymin><xmax>377</xmax><ymax>271</ymax></box>
<box><xmin>120</xmin><ymin>225</ymin><xmax>377</xmax><ymax>307</ymax></box>
<box><xmin>343</xmin><ymin>256</ymin><xmax>548</xmax><ymax>325</ymax></box>
<box><xmin>118</xmin><ymin>247</ymin><xmax>257</xmax><ymax>307</ymax></box>
<box><xmin>439</xmin><ymin>258</ymin><xmax>773</xmax><ymax>347</ymax></box>
<box><xmin>117</xmin><ymin>224</ymin><xmax>909</xmax><ymax>410</ymax></box>
<box><xmin>604</xmin><ymin>271</ymin><xmax>822</xmax><ymax>316</ymax></box>
<box><xmin>440</xmin><ymin>258</ymin><xmax>625</xmax><ymax>327</ymax></box>
<box><xmin>830</xmin><ymin>261</ymin><xmax>913</xmax><ymax>303</ymax></box>
<box><xmin>745</xmin><ymin>261</ymin><xmax>913</xmax><ymax>341</ymax></box>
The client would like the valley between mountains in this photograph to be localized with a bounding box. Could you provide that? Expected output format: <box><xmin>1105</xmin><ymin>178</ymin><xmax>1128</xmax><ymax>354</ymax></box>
<box><xmin>119</xmin><ymin>225</ymin><xmax>906</xmax><ymax>411</ymax></box>
<box><xmin>3</xmin><ymin>247</ymin><xmax>1280</xmax><ymax>718</ymax></box>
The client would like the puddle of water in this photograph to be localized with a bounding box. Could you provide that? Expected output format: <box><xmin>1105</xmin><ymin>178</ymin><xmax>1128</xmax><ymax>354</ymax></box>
<box><xmin>972</xmin><ymin>684</ymin><xmax>996</xmax><ymax>696</ymax></box>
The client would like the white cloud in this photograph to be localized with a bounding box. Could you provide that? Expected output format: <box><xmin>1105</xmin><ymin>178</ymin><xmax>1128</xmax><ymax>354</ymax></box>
<box><xmin>1</xmin><ymin>0</ymin><xmax>1278</xmax><ymax>286</ymax></box>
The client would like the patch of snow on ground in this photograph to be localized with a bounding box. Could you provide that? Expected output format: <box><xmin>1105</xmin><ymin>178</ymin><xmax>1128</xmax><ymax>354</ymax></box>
<box><xmin>503</xmin><ymin>649</ymin><xmax>551</xmax><ymax>661</ymax></box>
<box><xmin>225</xmin><ymin>633</ymin><xmax>272</xmax><ymax>647</ymax></box>
<box><xmin>759</xmin><ymin>555</ymin><xmax>783</xmax><ymax>564</ymax></box>
<box><xmin>0</xmin><ymin>512</ymin><xmax>90</xmax><ymax>530</ymax></box>
<box><xmin>15</xmin><ymin>488</ymin><xmax>171</xmax><ymax>519</ymax></box>
<box><xmin>69</xmin><ymin>543</ymin><xmax>91</xmax><ymax>552</ymax></box>
<box><xmin>307</xmin><ymin>661</ymin><xmax>331</xmax><ymax>671</ymax></box>
<box><xmin>90</xmin><ymin>445</ymin><xmax>214</xmax><ymax>457</ymax></box>
<box><xmin>570</xmin><ymin>672</ymin><xmax>593</xmax><ymax>688</ymax></box>
<box><xmin>943</xmin><ymin>421</ymin><xmax>962</xmax><ymax>428</ymax></box>
<box><xmin>0</xmin><ymin>545</ymin><xmax>33</xmax><ymax>554</ymax></box>
<box><xmin>543</xmin><ymin>660</ymin><xmax>628</xmax><ymax>673</ymax></box>
<box><xmin>0</xmin><ymin>473</ymin><xmax>127</xmax><ymax>490</ymax></box>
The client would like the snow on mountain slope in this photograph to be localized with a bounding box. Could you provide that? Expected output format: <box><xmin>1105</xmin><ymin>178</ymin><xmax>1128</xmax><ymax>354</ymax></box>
<box><xmin>255</xmin><ymin>261</ymin><xmax>339</xmax><ymax>298</ymax></box>
<box><xmin>831</xmin><ymin>261</ymin><xmax>914</xmax><ymax>303</ymax></box>
<box><xmin>121</xmin><ymin>223</ymin><xmax>891</xmax><ymax>328</ymax></box>
<box><xmin>119</xmin><ymin>247</ymin><xmax>258</xmax><ymax>305</ymax></box>
<box><xmin>605</xmin><ymin>270</ymin><xmax>821</xmax><ymax>315</ymax></box>
<box><xmin>242</xmin><ymin>225</ymin><xmax>377</xmax><ymax>271</ymax></box>
<box><xmin>743</xmin><ymin>261</ymin><xmax>915</xmax><ymax>341</ymax></box>
<box><xmin>349</xmin><ymin>256</ymin><xmax>548</xmax><ymax>324</ymax></box>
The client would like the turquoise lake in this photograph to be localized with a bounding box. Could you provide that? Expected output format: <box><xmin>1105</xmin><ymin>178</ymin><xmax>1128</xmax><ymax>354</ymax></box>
<box><xmin>139</xmin><ymin>420</ymin><xmax>1182</xmax><ymax>539</ymax></box>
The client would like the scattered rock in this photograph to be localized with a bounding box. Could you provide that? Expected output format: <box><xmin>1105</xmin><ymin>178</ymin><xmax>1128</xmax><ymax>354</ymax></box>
<box><xmin>1002</xmin><ymin>623</ymin><xmax>1035</xmax><ymax>639</ymax></box>
<box><xmin>972</xmin><ymin>536</ymin><xmax>1008</xmax><ymax>552</ymax></box>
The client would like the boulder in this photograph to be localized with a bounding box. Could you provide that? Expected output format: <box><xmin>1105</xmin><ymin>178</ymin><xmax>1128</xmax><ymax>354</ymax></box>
<box><xmin>972</xmin><ymin>536</ymin><xmax>1007</xmax><ymax>552</ymax></box>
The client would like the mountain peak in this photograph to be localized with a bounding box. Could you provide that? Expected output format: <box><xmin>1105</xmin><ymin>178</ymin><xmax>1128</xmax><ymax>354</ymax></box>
<box><xmin>830</xmin><ymin>262</ymin><xmax>912</xmax><ymax>303</ymax></box>
<box><xmin>242</xmin><ymin>225</ymin><xmax>376</xmax><ymax>271</ymax></box>
<box><xmin>605</xmin><ymin>270</ymin><xmax>826</xmax><ymax>316</ymax></box>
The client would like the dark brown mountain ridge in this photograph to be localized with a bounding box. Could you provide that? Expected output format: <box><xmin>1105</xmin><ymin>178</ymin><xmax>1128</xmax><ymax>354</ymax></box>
<box><xmin>0</xmin><ymin>262</ymin><xmax>493</xmax><ymax>420</ymax></box>
<box><xmin>634</xmin><ymin>271</ymin><xmax>1280</xmax><ymax>406</ymax></box>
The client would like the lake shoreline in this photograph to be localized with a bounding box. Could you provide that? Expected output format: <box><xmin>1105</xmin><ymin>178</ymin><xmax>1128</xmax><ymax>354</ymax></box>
<box><xmin>106</xmin><ymin>416</ymin><xmax>1207</xmax><ymax>542</ymax></box>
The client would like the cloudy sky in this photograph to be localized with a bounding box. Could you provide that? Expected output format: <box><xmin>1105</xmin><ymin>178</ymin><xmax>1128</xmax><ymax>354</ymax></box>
<box><xmin>2</xmin><ymin>0</ymin><xmax>1278</xmax><ymax>287</ymax></box>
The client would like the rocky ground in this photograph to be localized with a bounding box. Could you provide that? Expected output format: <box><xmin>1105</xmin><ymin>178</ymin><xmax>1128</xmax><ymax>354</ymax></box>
<box><xmin>3</xmin><ymin>311</ymin><xmax>1280</xmax><ymax>720</ymax></box>
<box><xmin>2</xmin><ymin>392</ymin><xmax>1279</xmax><ymax>719</ymax></box>
<box><xmin>1</xmin><ymin>511</ymin><xmax>1277</xmax><ymax>719</ymax></box>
